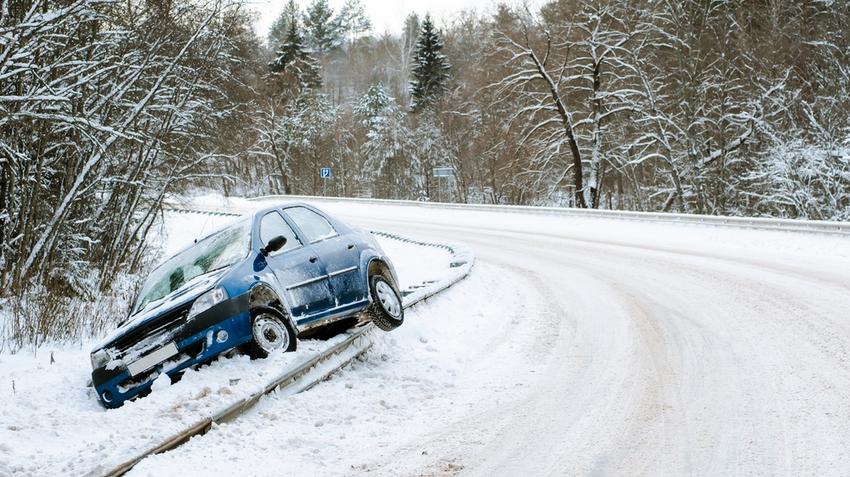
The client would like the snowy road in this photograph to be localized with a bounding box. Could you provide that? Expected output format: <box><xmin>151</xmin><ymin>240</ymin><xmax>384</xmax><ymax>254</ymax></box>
<box><xmin>131</xmin><ymin>198</ymin><xmax>850</xmax><ymax>476</ymax></box>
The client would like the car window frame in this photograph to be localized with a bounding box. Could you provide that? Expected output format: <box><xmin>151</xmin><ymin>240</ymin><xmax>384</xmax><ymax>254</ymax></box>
<box><xmin>258</xmin><ymin>210</ymin><xmax>304</xmax><ymax>256</ymax></box>
<box><xmin>282</xmin><ymin>206</ymin><xmax>340</xmax><ymax>245</ymax></box>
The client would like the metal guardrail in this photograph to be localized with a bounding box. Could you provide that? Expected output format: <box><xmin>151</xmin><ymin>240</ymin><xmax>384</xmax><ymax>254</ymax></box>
<box><xmin>97</xmin><ymin>210</ymin><xmax>474</xmax><ymax>477</ymax></box>
<box><xmin>248</xmin><ymin>194</ymin><xmax>849</xmax><ymax>236</ymax></box>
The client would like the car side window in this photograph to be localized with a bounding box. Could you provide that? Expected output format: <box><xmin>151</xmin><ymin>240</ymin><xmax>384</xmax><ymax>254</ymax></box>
<box><xmin>259</xmin><ymin>211</ymin><xmax>301</xmax><ymax>255</ymax></box>
<box><xmin>285</xmin><ymin>207</ymin><xmax>338</xmax><ymax>243</ymax></box>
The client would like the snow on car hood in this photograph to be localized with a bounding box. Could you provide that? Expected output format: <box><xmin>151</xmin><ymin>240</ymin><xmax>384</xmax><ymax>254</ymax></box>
<box><xmin>94</xmin><ymin>267</ymin><xmax>229</xmax><ymax>350</ymax></box>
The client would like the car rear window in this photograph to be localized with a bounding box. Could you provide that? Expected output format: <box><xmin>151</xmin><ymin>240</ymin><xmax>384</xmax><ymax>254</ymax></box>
<box><xmin>285</xmin><ymin>207</ymin><xmax>338</xmax><ymax>243</ymax></box>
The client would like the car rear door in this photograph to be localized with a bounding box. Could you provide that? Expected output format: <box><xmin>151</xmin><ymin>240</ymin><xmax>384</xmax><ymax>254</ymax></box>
<box><xmin>283</xmin><ymin>206</ymin><xmax>364</xmax><ymax>306</ymax></box>
<box><xmin>258</xmin><ymin>210</ymin><xmax>335</xmax><ymax>321</ymax></box>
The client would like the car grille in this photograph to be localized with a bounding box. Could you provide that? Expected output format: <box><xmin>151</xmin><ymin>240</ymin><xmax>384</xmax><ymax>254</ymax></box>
<box><xmin>110</xmin><ymin>304</ymin><xmax>191</xmax><ymax>355</ymax></box>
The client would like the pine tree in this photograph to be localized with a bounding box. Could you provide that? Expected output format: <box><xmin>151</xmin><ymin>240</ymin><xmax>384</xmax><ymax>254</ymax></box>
<box><xmin>355</xmin><ymin>82</ymin><xmax>409</xmax><ymax>173</ymax></box>
<box><xmin>409</xmin><ymin>15</ymin><xmax>451</xmax><ymax>113</ymax></box>
<box><xmin>303</xmin><ymin>0</ymin><xmax>338</xmax><ymax>53</ymax></box>
<box><xmin>268</xmin><ymin>0</ymin><xmax>301</xmax><ymax>50</ymax></box>
<box><xmin>269</xmin><ymin>20</ymin><xmax>322</xmax><ymax>91</ymax></box>
<box><xmin>301</xmin><ymin>0</ymin><xmax>370</xmax><ymax>53</ymax></box>
<box><xmin>354</xmin><ymin>82</ymin><xmax>396</xmax><ymax>129</ymax></box>
<box><xmin>355</xmin><ymin>82</ymin><xmax>416</xmax><ymax>197</ymax></box>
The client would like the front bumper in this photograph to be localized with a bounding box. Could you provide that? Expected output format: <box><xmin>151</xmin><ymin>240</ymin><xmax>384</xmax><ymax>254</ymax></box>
<box><xmin>91</xmin><ymin>293</ymin><xmax>252</xmax><ymax>408</ymax></box>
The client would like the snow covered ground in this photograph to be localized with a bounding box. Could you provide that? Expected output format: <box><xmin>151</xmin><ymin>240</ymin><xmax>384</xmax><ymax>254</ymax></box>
<box><xmin>0</xmin><ymin>207</ymin><xmax>467</xmax><ymax>477</ymax></box>
<box><xmin>127</xmin><ymin>195</ymin><xmax>850</xmax><ymax>476</ymax></box>
<box><xmin>128</xmin><ymin>260</ymin><xmax>524</xmax><ymax>477</ymax></box>
<box><xmin>5</xmin><ymin>195</ymin><xmax>850</xmax><ymax>476</ymax></box>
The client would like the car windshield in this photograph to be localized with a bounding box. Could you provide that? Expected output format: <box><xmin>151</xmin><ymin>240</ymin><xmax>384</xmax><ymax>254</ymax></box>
<box><xmin>132</xmin><ymin>220</ymin><xmax>251</xmax><ymax>315</ymax></box>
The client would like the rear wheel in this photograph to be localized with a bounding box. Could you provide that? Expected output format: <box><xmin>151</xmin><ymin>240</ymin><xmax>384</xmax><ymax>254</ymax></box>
<box><xmin>368</xmin><ymin>275</ymin><xmax>404</xmax><ymax>331</ymax></box>
<box><xmin>242</xmin><ymin>308</ymin><xmax>297</xmax><ymax>359</ymax></box>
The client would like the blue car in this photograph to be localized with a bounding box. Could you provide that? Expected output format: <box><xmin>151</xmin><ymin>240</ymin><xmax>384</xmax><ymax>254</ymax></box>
<box><xmin>90</xmin><ymin>203</ymin><xmax>404</xmax><ymax>408</ymax></box>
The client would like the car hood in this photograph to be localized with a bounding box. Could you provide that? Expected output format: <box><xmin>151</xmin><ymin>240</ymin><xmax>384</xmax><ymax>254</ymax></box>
<box><xmin>94</xmin><ymin>267</ymin><xmax>229</xmax><ymax>350</ymax></box>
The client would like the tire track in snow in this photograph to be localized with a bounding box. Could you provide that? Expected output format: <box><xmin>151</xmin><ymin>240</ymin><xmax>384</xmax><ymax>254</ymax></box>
<box><xmin>525</xmin><ymin>235</ymin><xmax>849</xmax><ymax>476</ymax></box>
<box><xmin>340</xmin><ymin>211</ymin><xmax>850</xmax><ymax>476</ymax></box>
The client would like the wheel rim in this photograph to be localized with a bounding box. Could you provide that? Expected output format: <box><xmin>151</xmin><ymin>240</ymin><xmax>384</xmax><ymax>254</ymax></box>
<box><xmin>253</xmin><ymin>314</ymin><xmax>289</xmax><ymax>353</ymax></box>
<box><xmin>375</xmin><ymin>280</ymin><xmax>401</xmax><ymax>318</ymax></box>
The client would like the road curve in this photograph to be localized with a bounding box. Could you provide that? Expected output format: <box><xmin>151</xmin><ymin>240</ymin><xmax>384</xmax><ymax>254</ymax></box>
<box><xmin>329</xmin><ymin>203</ymin><xmax>850</xmax><ymax>476</ymax></box>
<box><xmin>130</xmin><ymin>200</ymin><xmax>850</xmax><ymax>477</ymax></box>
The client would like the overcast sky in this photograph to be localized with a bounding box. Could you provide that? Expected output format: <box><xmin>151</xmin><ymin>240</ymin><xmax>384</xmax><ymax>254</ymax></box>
<box><xmin>248</xmin><ymin>0</ymin><xmax>523</xmax><ymax>40</ymax></box>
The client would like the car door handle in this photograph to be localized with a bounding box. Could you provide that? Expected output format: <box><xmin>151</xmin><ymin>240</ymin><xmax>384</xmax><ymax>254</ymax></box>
<box><xmin>347</xmin><ymin>244</ymin><xmax>355</xmax><ymax>250</ymax></box>
<box><xmin>308</xmin><ymin>256</ymin><xmax>318</xmax><ymax>263</ymax></box>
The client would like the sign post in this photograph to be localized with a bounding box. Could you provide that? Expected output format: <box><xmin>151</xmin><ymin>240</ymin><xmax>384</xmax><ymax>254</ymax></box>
<box><xmin>432</xmin><ymin>167</ymin><xmax>455</xmax><ymax>202</ymax></box>
<box><xmin>320</xmin><ymin>167</ymin><xmax>332</xmax><ymax>196</ymax></box>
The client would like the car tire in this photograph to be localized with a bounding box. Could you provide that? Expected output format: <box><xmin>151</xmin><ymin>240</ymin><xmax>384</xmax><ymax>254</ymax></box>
<box><xmin>368</xmin><ymin>274</ymin><xmax>404</xmax><ymax>331</ymax></box>
<box><xmin>242</xmin><ymin>307</ymin><xmax>297</xmax><ymax>359</ymax></box>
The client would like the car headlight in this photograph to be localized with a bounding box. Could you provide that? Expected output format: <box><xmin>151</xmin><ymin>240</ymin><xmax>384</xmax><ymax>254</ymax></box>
<box><xmin>91</xmin><ymin>349</ymin><xmax>110</xmax><ymax>369</ymax></box>
<box><xmin>188</xmin><ymin>287</ymin><xmax>228</xmax><ymax>320</ymax></box>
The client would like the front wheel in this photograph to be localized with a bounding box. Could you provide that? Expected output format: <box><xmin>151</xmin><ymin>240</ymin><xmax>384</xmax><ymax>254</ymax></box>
<box><xmin>368</xmin><ymin>275</ymin><xmax>404</xmax><ymax>331</ymax></box>
<box><xmin>242</xmin><ymin>308</ymin><xmax>297</xmax><ymax>359</ymax></box>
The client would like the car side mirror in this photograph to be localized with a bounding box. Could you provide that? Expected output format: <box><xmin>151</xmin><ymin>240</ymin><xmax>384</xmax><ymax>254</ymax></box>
<box><xmin>261</xmin><ymin>235</ymin><xmax>287</xmax><ymax>256</ymax></box>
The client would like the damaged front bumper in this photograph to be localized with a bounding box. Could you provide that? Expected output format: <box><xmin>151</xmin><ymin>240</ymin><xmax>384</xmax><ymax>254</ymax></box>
<box><xmin>91</xmin><ymin>292</ymin><xmax>252</xmax><ymax>408</ymax></box>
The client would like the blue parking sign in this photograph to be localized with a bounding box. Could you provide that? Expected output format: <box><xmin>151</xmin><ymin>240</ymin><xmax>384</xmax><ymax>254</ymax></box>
<box><xmin>320</xmin><ymin>167</ymin><xmax>332</xmax><ymax>179</ymax></box>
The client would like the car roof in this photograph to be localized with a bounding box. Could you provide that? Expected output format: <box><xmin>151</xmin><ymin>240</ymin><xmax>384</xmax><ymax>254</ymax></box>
<box><xmin>249</xmin><ymin>201</ymin><xmax>321</xmax><ymax>222</ymax></box>
<box><xmin>166</xmin><ymin>202</ymin><xmax>322</xmax><ymax>258</ymax></box>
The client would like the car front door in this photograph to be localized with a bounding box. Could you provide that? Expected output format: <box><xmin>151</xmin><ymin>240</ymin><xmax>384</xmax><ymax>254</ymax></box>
<box><xmin>258</xmin><ymin>210</ymin><xmax>335</xmax><ymax>321</ymax></box>
<box><xmin>283</xmin><ymin>206</ymin><xmax>364</xmax><ymax>307</ymax></box>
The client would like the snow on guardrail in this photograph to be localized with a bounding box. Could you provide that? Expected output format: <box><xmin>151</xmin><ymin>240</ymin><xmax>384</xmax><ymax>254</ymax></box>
<box><xmin>250</xmin><ymin>194</ymin><xmax>850</xmax><ymax>236</ymax></box>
